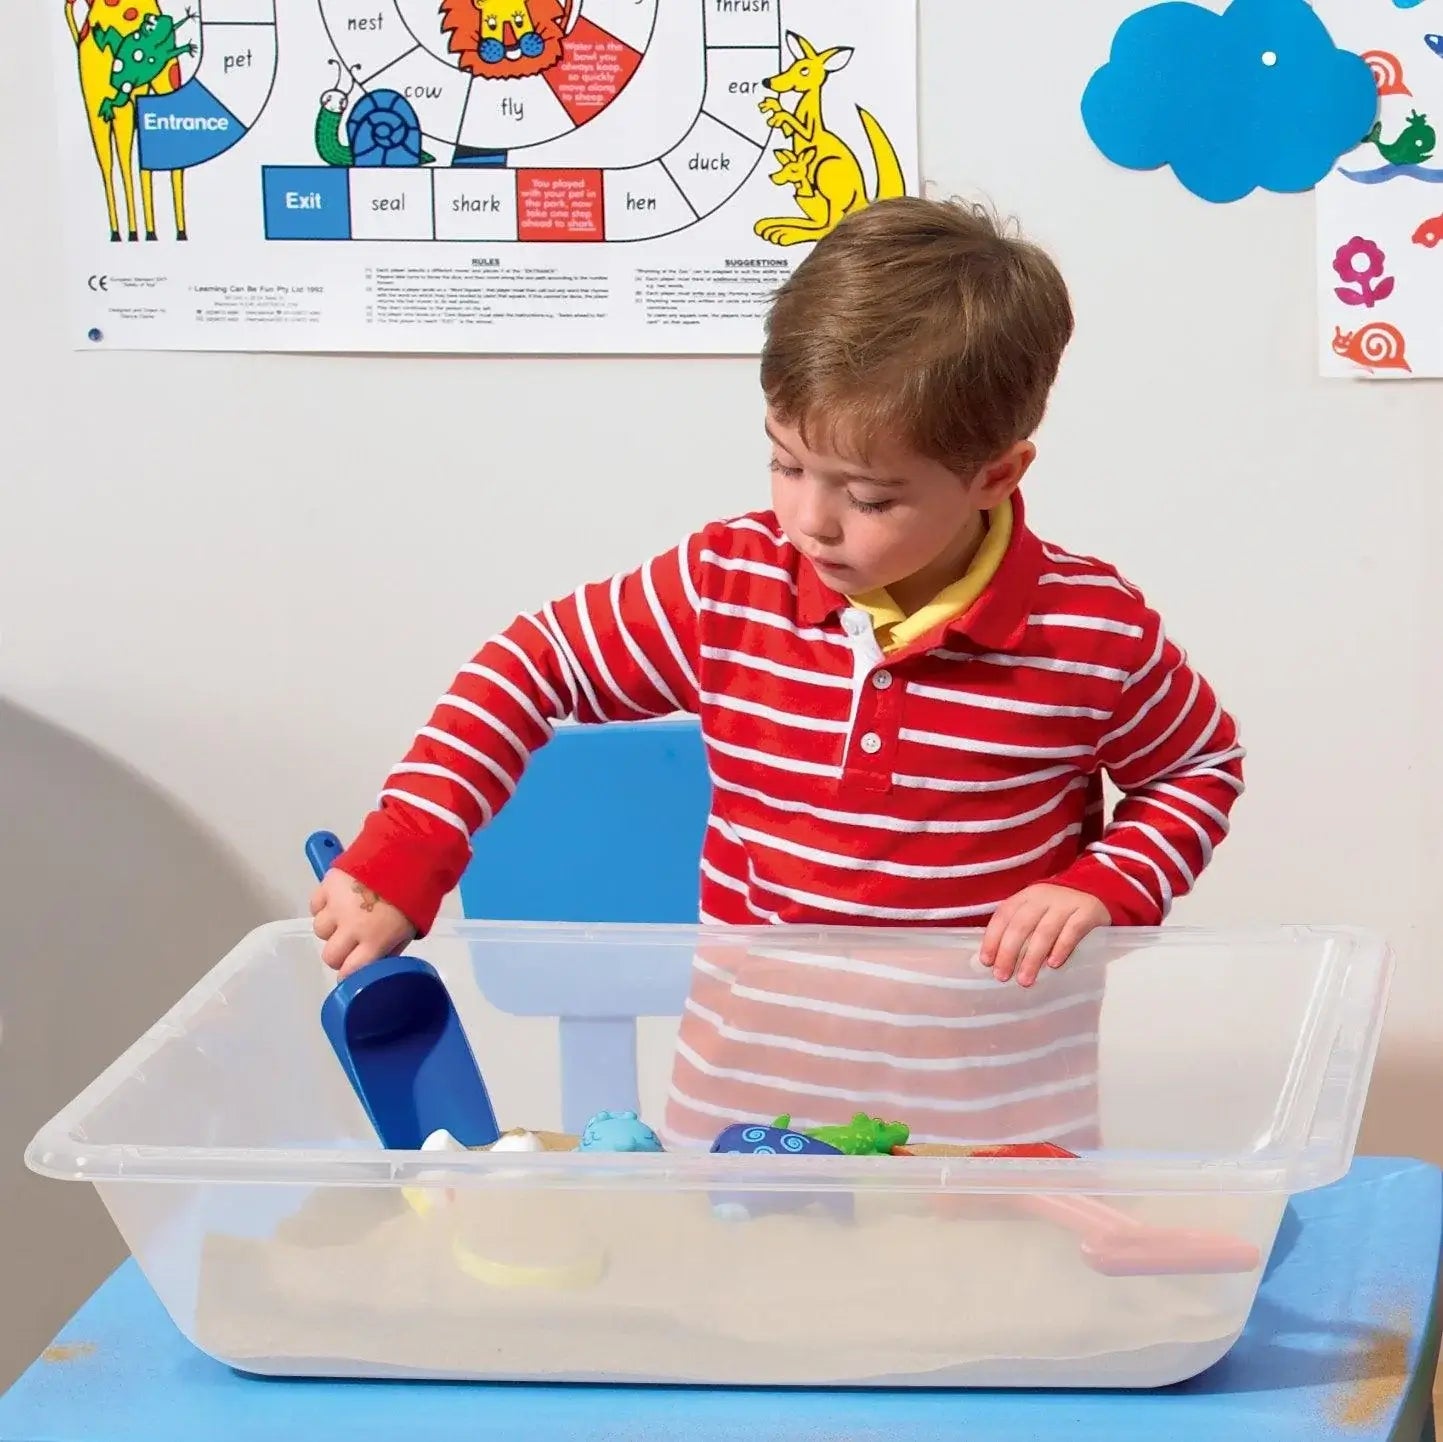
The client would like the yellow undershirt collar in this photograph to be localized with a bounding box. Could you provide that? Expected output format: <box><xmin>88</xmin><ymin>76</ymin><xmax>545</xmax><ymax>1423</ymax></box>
<box><xmin>848</xmin><ymin>498</ymin><xmax>1014</xmax><ymax>655</ymax></box>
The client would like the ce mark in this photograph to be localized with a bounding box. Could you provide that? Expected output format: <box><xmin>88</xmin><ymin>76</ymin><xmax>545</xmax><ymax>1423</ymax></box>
<box><xmin>87</xmin><ymin>274</ymin><xmax>109</xmax><ymax>292</ymax></box>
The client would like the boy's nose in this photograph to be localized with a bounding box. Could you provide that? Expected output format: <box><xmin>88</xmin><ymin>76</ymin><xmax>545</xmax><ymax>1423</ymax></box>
<box><xmin>796</xmin><ymin>499</ymin><xmax>842</xmax><ymax>546</ymax></box>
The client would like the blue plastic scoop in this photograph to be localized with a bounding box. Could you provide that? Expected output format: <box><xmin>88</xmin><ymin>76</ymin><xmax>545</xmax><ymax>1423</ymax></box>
<box><xmin>307</xmin><ymin>829</ymin><xmax>501</xmax><ymax>1150</ymax></box>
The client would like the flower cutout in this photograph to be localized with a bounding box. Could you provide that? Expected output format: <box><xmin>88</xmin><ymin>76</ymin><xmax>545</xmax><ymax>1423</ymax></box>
<box><xmin>1333</xmin><ymin>236</ymin><xmax>1395</xmax><ymax>307</ymax></box>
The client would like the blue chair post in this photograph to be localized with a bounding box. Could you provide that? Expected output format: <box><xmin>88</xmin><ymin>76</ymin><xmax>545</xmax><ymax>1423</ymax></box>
<box><xmin>458</xmin><ymin>719</ymin><xmax>711</xmax><ymax>1133</ymax></box>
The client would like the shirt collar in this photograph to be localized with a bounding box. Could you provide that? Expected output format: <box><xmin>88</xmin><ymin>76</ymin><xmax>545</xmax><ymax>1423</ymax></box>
<box><xmin>796</xmin><ymin>490</ymin><xmax>1043</xmax><ymax>653</ymax></box>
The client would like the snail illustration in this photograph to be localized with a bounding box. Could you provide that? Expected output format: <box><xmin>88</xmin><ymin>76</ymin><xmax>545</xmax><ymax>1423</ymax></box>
<box><xmin>1332</xmin><ymin>322</ymin><xmax>1412</xmax><ymax>373</ymax></box>
<box><xmin>315</xmin><ymin>60</ymin><xmax>436</xmax><ymax>168</ymax></box>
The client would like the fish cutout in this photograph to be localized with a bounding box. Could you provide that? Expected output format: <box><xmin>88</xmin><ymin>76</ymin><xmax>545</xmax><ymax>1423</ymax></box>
<box><xmin>1413</xmin><ymin>212</ymin><xmax>1443</xmax><ymax>247</ymax></box>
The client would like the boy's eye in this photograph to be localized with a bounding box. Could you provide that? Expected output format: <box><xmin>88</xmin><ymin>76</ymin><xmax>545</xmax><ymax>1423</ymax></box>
<box><xmin>849</xmin><ymin>495</ymin><xmax>895</xmax><ymax>515</ymax></box>
<box><xmin>769</xmin><ymin>458</ymin><xmax>803</xmax><ymax>479</ymax></box>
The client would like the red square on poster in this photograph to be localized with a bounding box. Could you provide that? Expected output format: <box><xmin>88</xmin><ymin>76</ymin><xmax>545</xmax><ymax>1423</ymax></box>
<box><xmin>516</xmin><ymin>170</ymin><xmax>605</xmax><ymax>242</ymax></box>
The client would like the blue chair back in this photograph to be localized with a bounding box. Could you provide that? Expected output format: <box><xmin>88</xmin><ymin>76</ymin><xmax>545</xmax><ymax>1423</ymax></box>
<box><xmin>456</xmin><ymin>719</ymin><xmax>711</xmax><ymax>1133</ymax></box>
<box><xmin>458</xmin><ymin>718</ymin><xmax>710</xmax><ymax>924</ymax></box>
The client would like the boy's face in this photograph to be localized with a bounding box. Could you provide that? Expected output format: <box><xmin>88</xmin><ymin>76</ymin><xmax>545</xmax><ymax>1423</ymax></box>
<box><xmin>766</xmin><ymin>411</ymin><xmax>1033</xmax><ymax>602</ymax></box>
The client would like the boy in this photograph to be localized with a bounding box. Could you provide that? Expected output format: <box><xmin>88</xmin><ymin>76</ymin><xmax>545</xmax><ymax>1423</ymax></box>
<box><xmin>311</xmin><ymin>199</ymin><xmax>1244</xmax><ymax>1113</ymax></box>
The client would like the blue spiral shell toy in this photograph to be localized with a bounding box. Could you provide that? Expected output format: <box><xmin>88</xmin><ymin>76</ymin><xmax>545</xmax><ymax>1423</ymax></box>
<box><xmin>710</xmin><ymin>1123</ymin><xmax>841</xmax><ymax>1156</ymax></box>
<box><xmin>347</xmin><ymin>90</ymin><xmax>424</xmax><ymax>168</ymax></box>
<box><xmin>708</xmin><ymin>1123</ymin><xmax>851</xmax><ymax>1223</ymax></box>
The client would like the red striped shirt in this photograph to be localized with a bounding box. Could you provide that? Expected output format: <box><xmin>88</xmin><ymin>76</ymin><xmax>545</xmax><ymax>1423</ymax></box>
<box><xmin>659</xmin><ymin>935</ymin><xmax>1107</xmax><ymax>1150</ymax></box>
<box><xmin>339</xmin><ymin>493</ymin><xmax>1244</xmax><ymax>941</ymax></box>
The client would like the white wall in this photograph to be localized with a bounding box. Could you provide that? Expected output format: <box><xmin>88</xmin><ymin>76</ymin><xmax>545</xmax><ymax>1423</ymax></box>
<box><xmin>2</xmin><ymin>0</ymin><xmax>1438</xmax><ymax>1388</ymax></box>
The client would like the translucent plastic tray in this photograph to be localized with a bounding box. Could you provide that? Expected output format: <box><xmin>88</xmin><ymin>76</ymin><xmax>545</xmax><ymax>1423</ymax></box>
<box><xmin>27</xmin><ymin>921</ymin><xmax>1392</xmax><ymax>1389</ymax></box>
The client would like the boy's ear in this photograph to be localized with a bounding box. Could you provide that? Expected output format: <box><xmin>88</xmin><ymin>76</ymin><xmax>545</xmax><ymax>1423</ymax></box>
<box><xmin>970</xmin><ymin>441</ymin><xmax>1036</xmax><ymax>506</ymax></box>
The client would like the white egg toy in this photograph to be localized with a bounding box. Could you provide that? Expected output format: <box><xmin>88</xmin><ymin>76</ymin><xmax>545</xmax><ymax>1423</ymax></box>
<box><xmin>401</xmin><ymin>1128</ymin><xmax>467</xmax><ymax>1216</ymax></box>
<box><xmin>490</xmin><ymin>1129</ymin><xmax>544</xmax><ymax>1154</ymax></box>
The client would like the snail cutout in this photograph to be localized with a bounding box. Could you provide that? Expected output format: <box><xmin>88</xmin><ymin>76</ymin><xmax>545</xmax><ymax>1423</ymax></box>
<box><xmin>1082</xmin><ymin>0</ymin><xmax>1377</xmax><ymax>203</ymax></box>
<box><xmin>1362</xmin><ymin>50</ymin><xmax>1410</xmax><ymax>98</ymax></box>
<box><xmin>315</xmin><ymin>60</ymin><xmax>436</xmax><ymax>168</ymax></box>
<box><xmin>1332</xmin><ymin>321</ymin><xmax>1412</xmax><ymax>374</ymax></box>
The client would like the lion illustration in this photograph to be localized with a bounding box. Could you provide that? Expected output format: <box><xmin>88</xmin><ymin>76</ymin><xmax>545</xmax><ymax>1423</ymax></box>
<box><xmin>439</xmin><ymin>0</ymin><xmax>577</xmax><ymax>79</ymax></box>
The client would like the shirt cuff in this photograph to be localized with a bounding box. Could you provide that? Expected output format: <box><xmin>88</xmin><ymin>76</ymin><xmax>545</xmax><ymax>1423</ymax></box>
<box><xmin>333</xmin><ymin>809</ymin><xmax>470</xmax><ymax>937</ymax></box>
<box><xmin>1049</xmin><ymin>853</ymin><xmax>1162</xmax><ymax>927</ymax></box>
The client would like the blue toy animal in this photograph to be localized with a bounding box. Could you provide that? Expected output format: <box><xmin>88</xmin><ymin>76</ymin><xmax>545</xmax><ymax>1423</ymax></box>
<box><xmin>578</xmin><ymin>1110</ymin><xmax>664</xmax><ymax>1153</ymax></box>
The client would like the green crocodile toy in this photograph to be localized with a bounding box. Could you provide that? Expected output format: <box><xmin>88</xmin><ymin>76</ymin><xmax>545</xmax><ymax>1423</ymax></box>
<box><xmin>774</xmin><ymin>1112</ymin><xmax>911</xmax><ymax>1156</ymax></box>
<box><xmin>92</xmin><ymin>10</ymin><xmax>197</xmax><ymax>122</ymax></box>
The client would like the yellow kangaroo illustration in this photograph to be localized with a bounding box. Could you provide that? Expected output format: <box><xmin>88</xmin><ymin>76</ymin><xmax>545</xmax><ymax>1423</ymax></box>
<box><xmin>64</xmin><ymin>0</ymin><xmax>190</xmax><ymax>242</ymax></box>
<box><xmin>754</xmin><ymin>31</ymin><xmax>906</xmax><ymax>247</ymax></box>
<box><xmin>766</xmin><ymin>146</ymin><xmax>840</xmax><ymax>239</ymax></box>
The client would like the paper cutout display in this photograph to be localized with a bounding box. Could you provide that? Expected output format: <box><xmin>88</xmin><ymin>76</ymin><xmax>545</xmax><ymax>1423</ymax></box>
<box><xmin>1316</xmin><ymin>0</ymin><xmax>1443</xmax><ymax>378</ymax></box>
<box><xmin>1082</xmin><ymin>0</ymin><xmax>1379</xmax><ymax>203</ymax></box>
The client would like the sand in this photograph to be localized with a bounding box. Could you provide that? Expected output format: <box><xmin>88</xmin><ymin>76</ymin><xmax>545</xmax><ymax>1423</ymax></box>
<box><xmin>191</xmin><ymin>1180</ymin><xmax>1269</xmax><ymax>1387</ymax></box>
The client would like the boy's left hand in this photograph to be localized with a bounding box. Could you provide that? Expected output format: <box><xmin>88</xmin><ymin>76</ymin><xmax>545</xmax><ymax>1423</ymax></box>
<box><xmin>980</xmin><ymin>885</ymin><xmax>1110</xmax><ymax>987</ymax></box>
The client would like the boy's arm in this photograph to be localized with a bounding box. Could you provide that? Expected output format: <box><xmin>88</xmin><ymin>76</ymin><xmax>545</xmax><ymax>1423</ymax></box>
<box><xmin>333</xmin><ymin>535</ymin><xmax>703</xmax><ymax>935</ymax></box>
<box><xmin>1053</xmin><ymin>609</ymin><xmax>1245</xmax><ymax>925</ymax></box>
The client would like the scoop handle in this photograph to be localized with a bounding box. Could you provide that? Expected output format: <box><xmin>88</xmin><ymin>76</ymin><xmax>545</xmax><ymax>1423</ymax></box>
<box><xmin>306</xmin><ymin>829</ymin><xmax>345</xmax><ymax>882</ymax></box>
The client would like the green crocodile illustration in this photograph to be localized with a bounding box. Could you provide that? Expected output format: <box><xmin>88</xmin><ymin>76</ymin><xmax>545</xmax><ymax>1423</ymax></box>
<box><xmin>775</xmin><ymin>1113</ymin><xmax>911</xmax><ymax>1156</ymax></box>
<box><xmin>1366</xmin><ymin>111</ymin><xmax>1436</xmax><ymax>167</ymax></box>
<box><xmin>92</xmin><ymin>10</ymin><xmax>196</xmax><ymax>122</ymax></box>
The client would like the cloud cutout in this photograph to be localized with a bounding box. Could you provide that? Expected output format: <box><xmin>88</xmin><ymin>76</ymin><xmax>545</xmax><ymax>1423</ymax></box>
<box><xmin>1082</xmin><ymin>0</ymin><xmax>1378</xmax><ymax>203</ymax></box>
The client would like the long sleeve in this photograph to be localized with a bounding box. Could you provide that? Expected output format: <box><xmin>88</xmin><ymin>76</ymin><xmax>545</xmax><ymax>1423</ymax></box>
<box><xmin>1052</xmin><ymin>609</ymin><xmax>1245</xmax><ymax>925</ymax></box>
<box><xmin>336</xmin><ymin>535</ymin><xmax>703</xmax><ymax>933</ymax></box>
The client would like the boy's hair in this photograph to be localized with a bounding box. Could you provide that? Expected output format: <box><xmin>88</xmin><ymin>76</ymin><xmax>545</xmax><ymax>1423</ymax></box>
<box><xmin>761</xmin><ymin>196</ymin><xmax>1075</xmax><ymax>475</ymax></box>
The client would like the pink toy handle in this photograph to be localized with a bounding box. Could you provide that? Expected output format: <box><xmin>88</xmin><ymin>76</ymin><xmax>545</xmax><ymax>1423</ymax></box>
<box><xmin>1013</xmin><ymin>1193</ymin><xmax>1262</xmax><ymax>1276</ymax></box>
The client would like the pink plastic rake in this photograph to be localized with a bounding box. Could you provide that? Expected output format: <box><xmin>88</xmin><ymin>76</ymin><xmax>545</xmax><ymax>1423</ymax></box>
<box><xmin>903</xmin><ymin>1142</ymin><xmax>1263</xmax><ymax>1277</ymax></box>
<box><xmin>1010</xmin><ymin>1190</ymin><xmax>1262</xmax><ymax>1277</ymax></box>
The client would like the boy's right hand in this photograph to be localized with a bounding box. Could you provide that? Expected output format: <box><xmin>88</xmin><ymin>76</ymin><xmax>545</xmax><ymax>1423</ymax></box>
<box><xmin>309</xmin><ymin>868</ymin><xmax>416</xmax><ymax>977</ymax></box>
